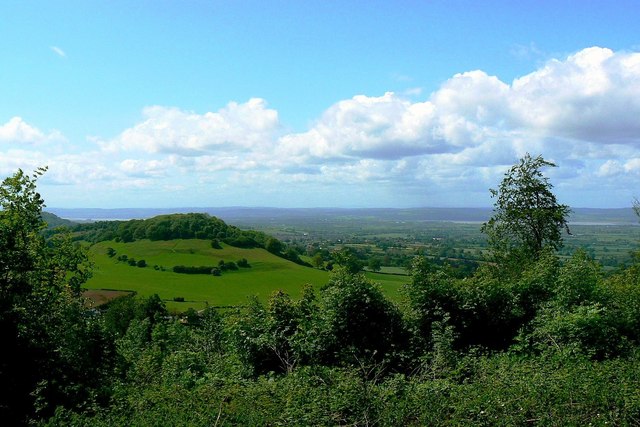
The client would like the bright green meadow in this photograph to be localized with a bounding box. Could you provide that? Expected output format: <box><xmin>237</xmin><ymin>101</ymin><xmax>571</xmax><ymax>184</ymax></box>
<box><xmin>85</xmin><ymin>239</ymin><xmax>407</xmax><ymax>311</ymax></box>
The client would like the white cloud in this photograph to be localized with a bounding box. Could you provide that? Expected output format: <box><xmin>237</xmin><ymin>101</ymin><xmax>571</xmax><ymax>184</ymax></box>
<box><xmin>6</xmin><ymin>46</ymin><xmax>640</xmax><ymax>208</ymax></box>
<box><xmin>119</xmin><ymin>158</ymin><xmax>174</xmax><ymax>177</ymax></box>
<box><xmin>596</xmin><ymin>160</ymin><xmax>624</xmax><ymax>177</ymax></box>
<box><xmin>0</xmin><ymin>117</ymin><xmax>65</xmax><ymax>144</ymax></box>
<box><xmin>624</xmin><ymin>158</ymin><xmax>640</xmax><ymax>173</ymax></box>
<box><xmin>98</xmin><ymin>47</ymin><xmax>640</xmax><ymax>187</ymax></box>
<box><xmin>102</xmin><ymin>98</ymin><xmax>280</xmax><ymax>155</ymax></box>
<box><xmin>277</xmin><ymin>92</ymin><xmax>440</xmax><ymax>162</ymax></box>
<box><xmin>510</xmin><ymin>47</ymin><xmax>640</xmax><ymax>143</ymax></box>
<box><xmin>0</xmin><ymin>149</ymin><xmax>47</xmax><ymax>176</ymax></box>
<box><xmin>274</xmin><ymin>47</ymin><xmax>640</xmax><ymax>171</ymax></box>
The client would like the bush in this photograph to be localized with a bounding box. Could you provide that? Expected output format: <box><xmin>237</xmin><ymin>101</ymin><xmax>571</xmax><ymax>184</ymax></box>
<box><xmin>224</xmin><ymin>236</ymin><xmax>259</xmax><ymax>248</ymax></box>
<box><xmin>515</xmin><ymin>302</ymin><xmax>627</xmax><ymax>359</ymax></box>
<box><xmin>318</xmin><ymin>268</ymin><xmax>409</xmax><ymax>367</ymax></box>
<box><xmin>173</xmin><ymin>265</ymin><xmax>217</xmax><ymax>275</ymax></box>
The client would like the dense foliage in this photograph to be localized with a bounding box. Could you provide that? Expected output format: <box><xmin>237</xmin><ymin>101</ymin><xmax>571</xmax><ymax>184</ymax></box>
<box><xmin>482</xmin><ymin>154</ymin><xmax>571</xmax><ymax>267</ymax></box>
<box><xmin>70</xmin><ymin>212</ymin><xmax>272</xmax><ymax>248</ymax></box>
<box><xmin>4</xmin><ymin>161</ymin><xmax>640</xmax><ymax>425</ymax></box>
<box><xmin>0</xmin><ymin>169</ymin><xmax>100</xmax><ymax>424</ymax></box>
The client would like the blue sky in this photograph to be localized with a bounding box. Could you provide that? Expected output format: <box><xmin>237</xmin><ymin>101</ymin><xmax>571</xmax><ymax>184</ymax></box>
<box><xmin>1</xmin><ymin>1</ymin><xmax>640</xmax><ymax>208</ymax></box>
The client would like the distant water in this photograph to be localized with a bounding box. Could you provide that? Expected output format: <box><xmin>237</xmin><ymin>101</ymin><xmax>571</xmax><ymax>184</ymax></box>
<box><xmin>47</xmin><ymin>207</ymin><xmax>496</xmax><ymax>222</ymax></box>
<box><xmin>46</xmin><ymin>206</ymin><xmax>638</xmax><ymax>226</ymax></box>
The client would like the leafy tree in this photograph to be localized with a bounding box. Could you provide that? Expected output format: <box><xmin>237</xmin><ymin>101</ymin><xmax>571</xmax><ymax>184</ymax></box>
<box><xmin>555</xmin><ymin>249</ymin><xmax>600</xmax><ymax>308</ymax></box>
<box><xmin>481</xmin><ymin>154</ymin><xmax>570</xmax><ymax>266</ymax></box>
<box><xmin>311</xmin><ymin>253</ymin><xmax>325</xmax><ymax>269</ymax></box>
<box><xmin>367</xmin><ymin>257</ymin><xmax>382</xmax><ymax>272</ymax></box>
<box><xmin>284</xmin><ymin>247</ymin><xmax>302</xmax><ymax>263</ymax></box>
<box><xmin>136</xmin><ymin>293</ymin><xmax>168</xmax><ymax>325</ymax></box>
<box><xmin>404</xmin><ymin>256</ymin><xmax>459</xmax><ymax>349</ymax></box>
<box><xmin>318</xmin><ymin>268</ymin><xmax>408</xmax><ymax>367</ymax></box>
<box><xmin>0</xmin><ymin>169</ymin><xmax>98</xmax><ymax>423</ymax></box>
<box><xmin>514</xmin><ymin>302</ymin><xmax>623</xmax><ymax>359</ymax></box>
<box><xmin>265</xmin><ymin>238</ymin><xmax>283</xmax><ymax>254</ymax></box>
<box><xmin>230</xmin><ymin>287</ymin><xmax>319</xmax><ymax>375</ymax></box>
<box><xmin>103</xmin><ymin>294</ymin><xmax>139</xmax><ymax>338</ymax></box>
<box><xmin>332</xmin><ymin>247</ymin><xmax>363</xmax><ymax>274</ymax></box>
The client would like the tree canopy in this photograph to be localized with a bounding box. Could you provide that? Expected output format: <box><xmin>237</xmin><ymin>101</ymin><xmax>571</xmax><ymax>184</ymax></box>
<box><xmin>0</xmin><ymin>169</ymin><xmax>98</xmax><ymax>424</ymax></box>
<box><xmin>68</xmin><ymin>212</ymin><xmax>276</xmax><ymax>249</ymax></box>
<box><xmin>481</xmin><ymin>154</ymin><xmax>570</xmax><ymax>265</ymax></box>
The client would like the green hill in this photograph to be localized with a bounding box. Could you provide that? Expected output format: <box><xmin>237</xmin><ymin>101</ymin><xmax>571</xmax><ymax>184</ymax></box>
<box><xmin>69</xmin><ymin>212</ymin><xmax>275</xmax><ymax>248</ymax></box>
<box><xmin>84</xmin><ymin>239</ymin><xmax>407</xmax><ymax>311</ymax></box>
<box><xmin>42</xmin><ymin>211</ymin><xmax>75</xmax><ymax>229</ymax></box>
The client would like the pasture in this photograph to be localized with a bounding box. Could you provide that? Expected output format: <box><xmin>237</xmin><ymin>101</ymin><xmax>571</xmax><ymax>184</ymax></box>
<box><xmin>84</xmin><ymin>239</ymin><xmax>408</xmax><ymax>311</ymax></box>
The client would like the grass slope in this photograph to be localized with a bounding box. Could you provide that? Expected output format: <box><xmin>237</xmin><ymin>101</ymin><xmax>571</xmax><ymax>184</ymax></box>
<box><xmin>85</xmin><ymin>239</ymin><xmax>408</xmax><ymax>311</ymax></box>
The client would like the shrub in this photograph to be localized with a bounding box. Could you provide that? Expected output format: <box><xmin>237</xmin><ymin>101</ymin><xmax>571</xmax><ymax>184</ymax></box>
<box><xmin>318</xmin><ymin>268</ymin><xmax>409</xmax><ymax>367</ymax></box>
<box><xmin>173</xmin><ymin>265</ymin><xmax>217</xmax><ymax>275</ymax></box>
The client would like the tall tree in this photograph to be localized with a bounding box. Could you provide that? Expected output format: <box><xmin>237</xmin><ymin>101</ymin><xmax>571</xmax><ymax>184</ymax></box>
<box><xmin>481</xmin><ymin>154</ymin><xmax>570</xmax><ymax>266</ymax></box>
<box><xmin>0</xmin><ymin>169</ymin><xmax>96</xmax><ymax>424</ymax></box>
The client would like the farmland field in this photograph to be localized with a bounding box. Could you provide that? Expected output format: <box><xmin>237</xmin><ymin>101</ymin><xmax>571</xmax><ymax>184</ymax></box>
<box><xmin>85</xmin><ymin>239</ymin><xmax>408</xmax><ymax>311</ymax></box>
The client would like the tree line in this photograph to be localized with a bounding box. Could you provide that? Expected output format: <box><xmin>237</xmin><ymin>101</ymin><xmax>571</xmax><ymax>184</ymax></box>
<box><xmin>67</xmin><ymin>212</ymin><xmax>271</xmax><ymax>248</ymax></box>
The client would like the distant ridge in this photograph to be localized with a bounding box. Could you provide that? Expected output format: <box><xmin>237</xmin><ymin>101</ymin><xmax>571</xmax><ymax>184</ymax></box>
<box><xmin>46</xmin><ymin>207</ymin><xmax>639</xmax><ymax>225</ymax></box>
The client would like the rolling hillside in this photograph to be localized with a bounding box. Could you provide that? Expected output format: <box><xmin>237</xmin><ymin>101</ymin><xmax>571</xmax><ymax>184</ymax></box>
<box><xmin>85</xmin><ymin>239</ymin><xmax>407</xmax><ymax>311</ymax></box>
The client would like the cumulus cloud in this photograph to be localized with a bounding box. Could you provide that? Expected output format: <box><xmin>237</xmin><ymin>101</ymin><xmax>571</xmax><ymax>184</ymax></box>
<box><xmin>0</xmin><ymin>117</ymin><xmax>65</xmax><ymax>144</ymax></box>
<box><xmin>277</xmin><ymin>93</ymin><xmax>441</xmax><ymax>162</ymax></box>
<box><xmin>277</xmin><ymin>48</ymin><xmax>640</xmax><ymax>172</ymax></box>
<box><xmin>509</xmin><ymin>47</ymin><xmax>640</xmax><ymax>143</ymax></box>
<box><xmin>6</xmin><ymin>46</ymin><xmax>640</xmax><ymax>207</ymax></box>
<box><xmin>98</xmin><ymin>47</ymin><xmax>640</xmax><ymax>185</ymax></box>
<box><xmin>0</xmin><ymin>149</ymin><xmax>48</xmax><ymax>176</ymax></box>
<box><xmin>102</xmin><ymin>98</ymin><xmax>280</xmax><ymax>155</ymax></box>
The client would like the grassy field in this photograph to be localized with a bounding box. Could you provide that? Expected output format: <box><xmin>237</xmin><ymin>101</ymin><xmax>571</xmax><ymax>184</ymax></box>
<box><xmin>84</xmin><ymin>239</ymin><xmax>409</xmax><ymax>311</ymax></box>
